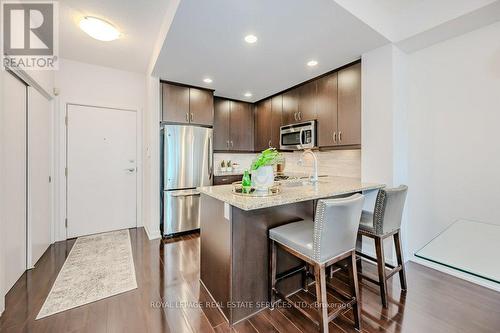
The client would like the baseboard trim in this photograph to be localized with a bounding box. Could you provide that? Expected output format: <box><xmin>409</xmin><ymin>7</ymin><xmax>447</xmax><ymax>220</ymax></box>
<box><xmin>143</xmin><ymin>224</ymin><xmax>161</xmax><ymax>240</ymax></box>
<box><xmin>410</xmin><ymin>256</ymin><xmax>500</xmax><ymax>293</ymax></box>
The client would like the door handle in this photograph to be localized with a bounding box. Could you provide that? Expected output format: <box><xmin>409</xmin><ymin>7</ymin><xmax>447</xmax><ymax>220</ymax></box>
<box><xmin>208</xmin><ymin>137</ymin><xmax>213</xmax><ymax>179</ymax></box>
<box><xmin>190</xmin><ymin>113</ymin><xmax>193</xmax><ymax>122</ymax></box>
<box><xmin>298</xmin><ymin>112</ymin><xmax>302</xmax><ymax>120</ymax></box>
<box><xmin>185</xmin><ymin>113</ymin><xmax>189</xmax><ymax>122</ymax></box>
<box><xmin>333</xmin><ymin>132</ymin><xmax>337</xmax><ymax>144</ymax></box>
<box><xmin>338</xmin><ymin>131</ymin><xmax>342</xmax><ymax>143</ymax></box>
<box><xmin>171</xmin><ymin>191</ymin><xmax>200</xmax><ymax>197</ymax></box>
<box><xmin>125</xmin><ymin>168</ymin><xmax>135</xmax><ymax>172</ymax></box>
<box><xmin>294</xmin><ymin>112</ymin><xmax>298</xmax><ymax>121</ymax></box>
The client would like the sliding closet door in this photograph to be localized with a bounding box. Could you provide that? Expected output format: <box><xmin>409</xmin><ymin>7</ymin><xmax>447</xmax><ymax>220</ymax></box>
<box><xmin>28</xmin><ymin>87</ymin><xmax>52</xmax><ymax>267</ymax></box>
<box><xmin>1</xmin><ymin>72</ymin><xmax>27</xmax><ymax>292</ymax></box>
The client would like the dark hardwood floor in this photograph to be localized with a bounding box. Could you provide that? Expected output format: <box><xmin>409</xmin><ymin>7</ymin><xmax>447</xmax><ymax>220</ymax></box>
<box><xmin>1</xmin><ymin>227</ymin><xmax>499</xmax><ymax>333</ymax></box>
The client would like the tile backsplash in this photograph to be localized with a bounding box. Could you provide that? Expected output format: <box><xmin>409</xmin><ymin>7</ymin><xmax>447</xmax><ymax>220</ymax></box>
<box><xmin>214</xmin><ymin>150</ymin><xmax>361</xmax><ymax>179</ymax></box>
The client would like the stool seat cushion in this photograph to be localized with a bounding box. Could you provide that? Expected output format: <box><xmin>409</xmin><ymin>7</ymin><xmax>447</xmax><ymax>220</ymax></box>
<box><xmin>359</xmin><ymin>211</ymin><xmax>377</xmax><ymax>234</ymax></box>
<box><xmin>269</xmin><ymin>220</ymin><xmax>314</xmax><ymax>261</ymax></box>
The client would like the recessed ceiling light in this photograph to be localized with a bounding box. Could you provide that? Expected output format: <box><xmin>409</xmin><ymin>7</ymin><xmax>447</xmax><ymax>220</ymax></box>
<box><xmin>79</xmin><ymin>16</ymin><xmax>120</xmax><ymax>41</ymax></box>
<box><xmin>244</xmin><ymin>92</ymin><xmax>252</xmax><ymax>97</ymax></box>
<box><xmin>244</xmin><ymin>34</ymin><xmax>258</xmax><ymax>44</ymax></box>
<box><xmin>203</xmin><ymin>78</ymin><xmax>213</xmax><ymax>83</ymax></box>
<box><xmin>307</xmin><ymin>60</ymin><xmax>318</xmax><ymax>67</ymax></box>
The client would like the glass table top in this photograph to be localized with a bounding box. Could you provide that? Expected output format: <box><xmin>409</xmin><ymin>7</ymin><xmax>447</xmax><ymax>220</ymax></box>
<box><xmin>415</xmin><ymin>219</ymin><xmax>500</xmax><ymax>284</ymax></box>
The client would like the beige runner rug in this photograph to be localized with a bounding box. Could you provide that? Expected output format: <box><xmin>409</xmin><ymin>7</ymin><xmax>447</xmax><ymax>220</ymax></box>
<box><xmin>36</xmin><ymin>229</ymin><xmax>137</xmax><ymax>319</ymax></box>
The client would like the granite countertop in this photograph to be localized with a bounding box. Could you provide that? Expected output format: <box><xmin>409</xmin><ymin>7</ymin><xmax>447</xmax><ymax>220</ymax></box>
<box><xmin>198</xmin><ymin>176</ymin><xmax>384</xmax><ymax>211</ymax></box>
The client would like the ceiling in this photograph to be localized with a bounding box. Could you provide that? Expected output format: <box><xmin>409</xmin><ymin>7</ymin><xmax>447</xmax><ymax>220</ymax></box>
<box><xmin>152</xmin><ymin>0</ymin><xmax>389</xmax><ymax>102</ymax></box>
<box><xmin>59</xmin><ymin>0</ymin><xmax>171</xmax><ymax>73</ymax></box>
<box><xmin>334</xmin><ymin>0</ymin><xmax>498</xmax><ymax>42</ymax></box>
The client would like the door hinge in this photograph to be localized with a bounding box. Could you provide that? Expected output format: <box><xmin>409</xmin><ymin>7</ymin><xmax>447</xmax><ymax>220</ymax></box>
<box><xmin>65</xmin><ymin>115</ymin><xmax>68</xmax><ymax>126</ymax></box>
<box><xmin>65</xmin><ymin>167</ymin><xmax>68</xmax><ymax>177</ymax></box>
<box><xmin>65</xmin><ymin>218</ymin><xmax>68</xmax><ymax>228</ymax></box>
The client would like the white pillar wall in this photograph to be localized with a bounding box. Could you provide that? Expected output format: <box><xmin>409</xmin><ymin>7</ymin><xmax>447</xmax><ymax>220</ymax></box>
<box><xmin>361</xmin><ymin>44</ymin><xmax>410</xmax><ymax>262</ymax></box>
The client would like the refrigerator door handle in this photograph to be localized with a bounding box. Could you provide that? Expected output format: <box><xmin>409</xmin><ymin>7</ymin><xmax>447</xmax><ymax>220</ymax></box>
<box><xmin>208</xmin><ymin>136</ymin><xmax>213</xmax><ymax>179</ymax></box>
<box><xmin>170</xmin><ymin>190</ymin><xmax>200</xmax><ymax>197</ymax></box>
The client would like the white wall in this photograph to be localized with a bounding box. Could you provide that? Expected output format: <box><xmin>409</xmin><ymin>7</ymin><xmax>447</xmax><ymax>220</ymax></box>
<box><xmin>406</xmin><ymin>21</ymin><xmax>500</xmax><ymax>255</ymax></box>
<box><xmin>0</xmin><ymin>69</ymin><xmax>5</xmax><ymax>316</ymax></box>
<box><xmin>54</xmin><ymin>59</ymin><xmax>146</xmax><ymax>241</ymax></box>
<box><xmin>142</xmin><ymin>76</ymin><xmax>161</xmax><ymax>239</ymax></box>
<box><xmin>361</xmin><ymin>44</ymin><xmax>409</xmax><ymax>262</ymax></box>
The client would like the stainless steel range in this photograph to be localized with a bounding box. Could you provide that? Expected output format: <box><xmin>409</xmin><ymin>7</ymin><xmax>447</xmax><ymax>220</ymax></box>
<box><xmin>160</xmin><ymin>124</ymin><xmax>213</xmax><ymax>236</ymax></box>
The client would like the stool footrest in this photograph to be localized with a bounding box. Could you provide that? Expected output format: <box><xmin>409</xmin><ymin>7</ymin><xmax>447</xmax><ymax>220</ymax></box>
<box><xmin>276</xmin><ymin>264</ymin><xmax>307</xmax><ymax>282</ymax></box>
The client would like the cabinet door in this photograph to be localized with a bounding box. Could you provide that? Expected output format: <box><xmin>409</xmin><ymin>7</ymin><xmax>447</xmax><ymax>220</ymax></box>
<box><xmin>213</xmin><ymin>98</ymin><xmax>230</xmax><ymax>151</ymax></box>
<box><xmin>162</xmin><ymin>83</ymin><xmax>190</xmax><ymax>123</ymax></box>
<box><xmin>338</xmin><ymin>63</ymin><xmax>361</xmax><ymax>146</ymax></box>
<box><xmin>316</xmin><ymin>73</ymin><xmax>338</xmax><ymax>147</ymax></box>
<box><xmin>230</xmin><ymin>101</ymin><xmax>254</xmax><ymax>151</ymax></box>
<box><xmin>189</xmin><ymin>87</ymin><xmax>214</xmax><ymax>126</ymax></box>
<box><xmin>254</xmin><ymin>99</ymin><xmax>272</xmax><ymax>151</ymax></box>
<box><xmin>270</xmin><ymin>95</ymin><xmax>282</xmax><ymax>148</ymax></box>
<box><xmin>297</xmin><ymin>81</ymin><xmax>317</xmax><ymax>122</ymax></box>
<box><xmin>282</xmin><ymin>89</ymin><xmax>298</xmax><ymax>125</ymax></box>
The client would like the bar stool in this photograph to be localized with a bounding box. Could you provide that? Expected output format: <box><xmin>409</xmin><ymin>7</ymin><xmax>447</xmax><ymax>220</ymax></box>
<box><xmin>356</xmin><ymin>185</ymin><xmax>408</xmax><ymax>308</ymax></box>
<box><xmin>268</xmin><ymin>194</ymin><xmax>365</xmax><ymax>333</ymax></box>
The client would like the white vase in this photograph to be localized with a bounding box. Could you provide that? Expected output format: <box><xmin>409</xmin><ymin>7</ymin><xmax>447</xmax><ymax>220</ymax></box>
<box><xmin>252</xmin><ymin>165</ymin><xmax>274</xmax><ymax>191</ymax></box>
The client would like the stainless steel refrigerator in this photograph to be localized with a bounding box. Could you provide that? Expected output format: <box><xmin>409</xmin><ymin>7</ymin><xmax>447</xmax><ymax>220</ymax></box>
<box><xmin>161</xmin><ymin>124</ymin><xmax>213</xmax><ymax>236</ymax></box>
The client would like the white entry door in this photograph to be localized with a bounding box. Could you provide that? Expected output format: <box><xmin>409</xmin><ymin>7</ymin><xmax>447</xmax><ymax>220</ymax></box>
<box><xmin>67</xmin><ymin>105</ymin><xmax>137</xmax><ymax>238</ymax></box>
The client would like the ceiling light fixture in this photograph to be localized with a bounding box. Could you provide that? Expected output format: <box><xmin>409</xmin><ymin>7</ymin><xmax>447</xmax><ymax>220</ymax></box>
<box><xmin>79</xmin><ymin>16</ymin><xmax>120</xmax><ymax>41</ymax></box>
<box><xmin>244</xmin><ymin>92</ymin><xmax>252</xmax><ymax>97</ymax></box>
<box><xmin>307</xmin><ymin>60</ymin><xmax>318</xmax><ymax>67</ymax></box>
<box><xmin>244</xmin><ymin>34</ymin><xmax>258</xmax><ymax>44</ymax></box>
<box><xmin>203</xmin><ymin>78</ymin><xmax>213</xmax><ymax>83</ymax></box>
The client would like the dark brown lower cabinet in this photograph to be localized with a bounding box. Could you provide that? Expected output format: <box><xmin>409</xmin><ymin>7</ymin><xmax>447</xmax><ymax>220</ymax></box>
<box><xmin>213</xmin><ymin>174</ymin><xmax>243</xmax><ymax>185</ymax></box>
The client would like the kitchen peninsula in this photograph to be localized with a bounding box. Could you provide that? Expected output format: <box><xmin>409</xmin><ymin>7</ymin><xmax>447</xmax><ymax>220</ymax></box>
<box><xmin>198</xmin><ymin>176</ymin><xmax>384</xmax><ymax>324</ymax></box>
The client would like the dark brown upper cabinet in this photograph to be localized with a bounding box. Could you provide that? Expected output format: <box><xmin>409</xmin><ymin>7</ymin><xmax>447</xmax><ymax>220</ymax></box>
<box><xmin>213</xmin><ymin>98</ymin><xmax>231</xmax><ymax>150</ymax></box>
<box><xmin>282</xmin><ymin>89</ymin><xmax>298</xmax><ymax>125</ymax></box>
<box><xmin>229</xmin><ymin>100</ymin><xmax>254</xmax><ymax>151</ymax></box>
<box><xmin>270</xmin><ymin>95</ymin><xmax>283</xmax><ymax>148</ymax></box>
<box><xmin>161</xmin><ymin>82</ymin><xmax>214</xmax><ymax>126</ymax></box>
<box><xmin>214</xmin><ymin>97</ymin><xmax>254</xmax><ymax>151</ymax></box>
<box><xmin>337</xmin><ymin>62</ymin><xmax>361</xmax><ymax>146</ymax></box>
<box><xmin>297</xmin><ymin>81</ymin><xmax>317</xmax><ymax>122</ymax></box>
<box><xmin>316</xmin><ymin>72</ymin><xmax>338</xmax><ymax>147</ymax></box>
<box><xmin>190</xmin><ymin>87</ymin><xmax>214</xmax><ymax>126</ymax></box>
<box><xmin>162</xmin><ymin>83</ymin><xmax>190</xmax><ymax>123</ymax></box>
<box><xmin>254</xmin><ymin>99</ymin><xmax>272</xmax><ymax>151</ymax></box>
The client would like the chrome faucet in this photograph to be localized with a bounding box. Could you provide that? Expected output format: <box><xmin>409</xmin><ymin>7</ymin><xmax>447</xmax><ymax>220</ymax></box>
<box><xmin>301</xmin><ymin>148</ymin><xmax>318</xmax><ymax>184</ymax></box>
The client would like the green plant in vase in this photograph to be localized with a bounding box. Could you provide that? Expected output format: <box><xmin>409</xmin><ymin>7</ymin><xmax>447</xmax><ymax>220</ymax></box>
<box><xmin>250</xmin><ymin>148</ymin><xmax>282</xmax><ymax>191</ymax></box>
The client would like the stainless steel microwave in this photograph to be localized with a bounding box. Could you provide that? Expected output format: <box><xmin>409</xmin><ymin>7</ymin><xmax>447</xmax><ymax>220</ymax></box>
<box><xmin>280</xmin><ymin>121</ymin><xmax>317</xmax><ymax>150</ymax></box>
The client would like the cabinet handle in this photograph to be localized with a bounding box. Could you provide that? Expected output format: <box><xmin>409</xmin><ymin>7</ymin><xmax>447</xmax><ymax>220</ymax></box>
<box><xmin>231</xmin><ymin>140</ymin><xmax>234</xmax><ymax>147</ymax></box>
<box><xmin>298</xmin><ymin>111</ymin><xmax>302</xmax><ymax>120</ymax></box>
<box><xmin>185</xmin><ymin>113</ymin><xmax>189</xmax><ymax>122</ymax></box>
<box><xmin>226</xmin><ymin>140</ymin><xmax>229</xmax><ymax>148</ymax></box>
<box><xmin>268</xmin><ymin>140</ymin><xmax>272</xmax><ymax>148</ymax></box>
<box><xmin>190</xmin><ymin>113</ymin><xmax>193</xmax><ymax>122</ymax></box>
<box><xmin>333</xmin><ymin>132</ymin><xmax>337</xmax><ymax>144</ymax></box>
<box><xmin>338</xmin><ymin>131</ymin><xmax>342</xmax><ymax>143</ymax></box>
<box><xmin>294</xmin><ymin>112</ymin><xmax>297</xmax><ymax>121</ymax></box>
